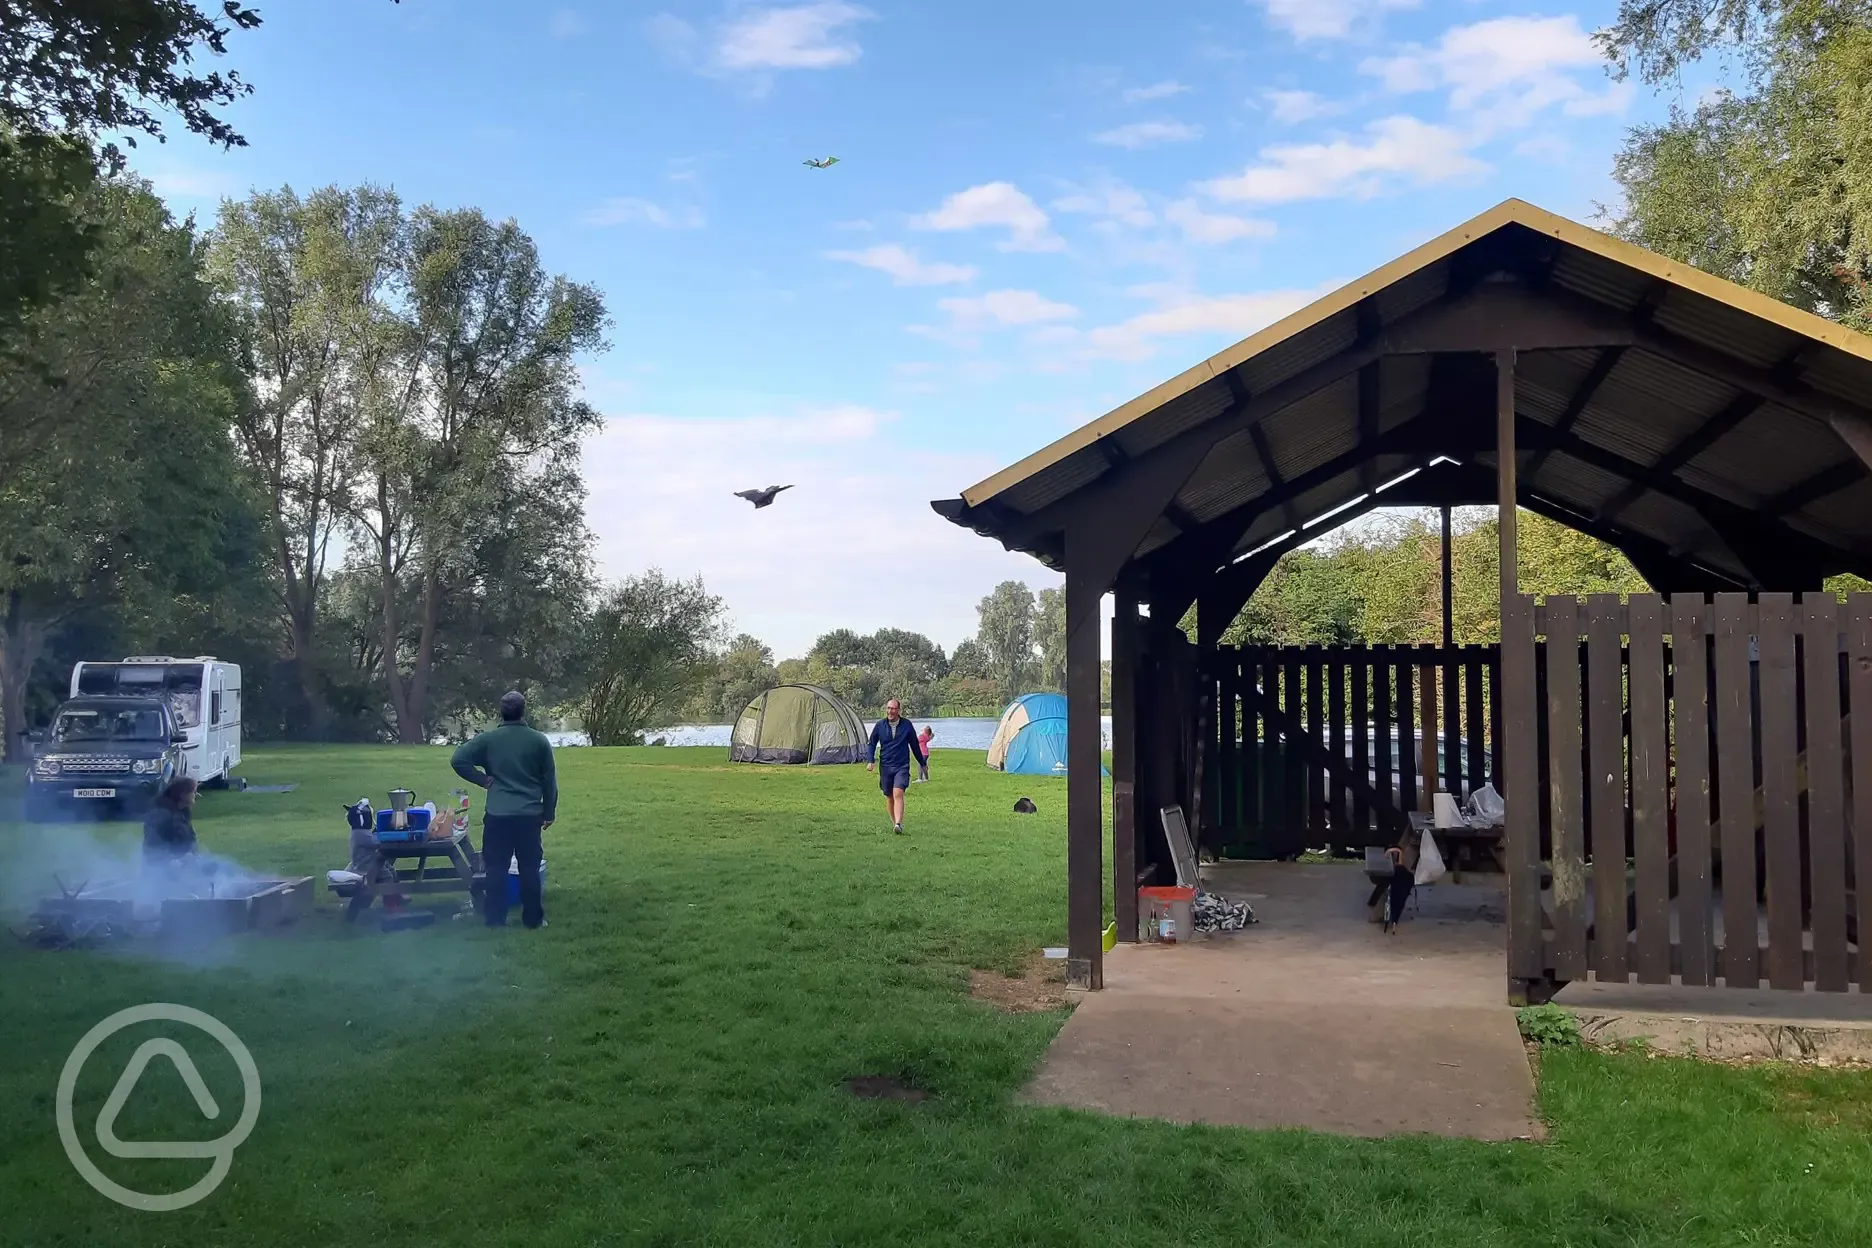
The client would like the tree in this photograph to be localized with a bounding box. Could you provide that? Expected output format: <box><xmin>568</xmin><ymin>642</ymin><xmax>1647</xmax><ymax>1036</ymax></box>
<box><xmin>205</xmin><ymin>185</ymin><xmax>402</xmax><ymax>735</ymax></box>
<box><xmin>1602</xmin><ymin>2</ymin><xmax>1872</xmax><ymax>328</ymax></box>
<box><xmin>583</xmin><ymin>571</ymin><xmax>724</xmax><ymax>746</ymax></box>
<box><xmin>690</xmin><ymin>633</ymin><xmax>778</xmax><ymax>723</ymax></box>
<box><xmin>3</xmin><ymin>1</ymin><xmax>264</xmax><ymax>154</ymax></box>
<box><xmin>348</xmin><ymin>205</ymin><xmax>609</xmax><ymax>742</ymax></box>
<box><xmin>1217</xmin><ymin>509</ymin><xmax>1651</xmax><ymax>648</ymax></box>
<box><xmin>414</xmin><ymin>465</ymin><xmax>596</xmax><ymax>740</ymax></box>
<box><xmin>948</xmin><ymin>637</ymin><xmax>990</xmax><ymax>680</ymax></box>
<box><xmin>976</xmin><ymin>580</ymin><xmax>1038</xmax><ymax>703</ymax></box>
<box><xmin>1034</xmin><ymin>586</ymin><xmax>1066</xmax><ymax>690</ymax></box>
<box><xmin>0</xmin><ymin>179</ymin><xmax>258</xmax><ymax>759</ymax></box>
<box><xmin>796</xmin><ymin>626</ymin><xmax>948</xmax><ymax>714</ymax></box>
<box><xmin>868</xmin><ymin>628</ymin><xmax>949</xmax><ymax>685</ymax></box>
<box><xmin>0</xmin><ymin>130</ymin><xmax>99</xmax><ymax>348</ymax></box>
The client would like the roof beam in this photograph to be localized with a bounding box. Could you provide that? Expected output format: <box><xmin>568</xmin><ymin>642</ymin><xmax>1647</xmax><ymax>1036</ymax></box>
<box><xmin>1596</xmin><ymin>392</ymin><xmax>1766</xmax><ymax>525</ymax></box>
<box><xmin>1357</xmin><ymin>362</ymin><xmax>1381</xmax><ymax>492</ymax></box>
<box><xmin>1142</xmin><ymin>417</ymin><xmax>1448</xmax><ymax>583</ymax></box>
<box><xmin>1149</xmin><ymin>456</ymin><xmax>1747</xmax><ymax>616</ymax></box>
<box><xmin>1162</xmin><ymin>501</ymin><xmax>1203</xmax><ymax>534</ymax></box>
<box><xmin>1222</xmin><ymin>366</ymin><xmax>1300</xmax><ymax>530</ymax></box>
<box><xmin>1764</xmin><ymin>460</ymin><xmax>1866</xmax><ymax>515</ymax></box>
<box><xmin>1597</xmin><ymin>346</ymin><xmax>1804</xmax><ymax>525</ymax></box>
<box><xmin>1384</xmin><ymin>281</ymin><xmax>1637</xmax><ymax>354</ymax></box>
<box><xmin>991</xmin><ymin>278</ymin><xmax>1639</xmax><ymax>551</ymax></box>
<box><xmin>1523</xmin><ymin>418</ymin><xmax>1848</xmax><ymax>586</ymax></box>
<box><xmin>1523</xmin><ymin>344</ymin><xmax>1627</xmax><ymax>481</ymax></box>
<box><xmin>1555</xmin><ymin>291</ymin><xmax>1872</xmax><ymax>435</ymax></box>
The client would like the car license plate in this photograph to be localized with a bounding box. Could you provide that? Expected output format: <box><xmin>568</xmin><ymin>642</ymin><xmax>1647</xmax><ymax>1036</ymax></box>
<box><xmin>73</xmin><ymin>788</ymin><xmax>116</xmax><ymax>799</ymax></box>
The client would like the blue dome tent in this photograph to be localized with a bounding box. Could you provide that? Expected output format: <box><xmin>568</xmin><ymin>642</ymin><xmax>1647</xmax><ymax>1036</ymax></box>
<box><xmin>985</xmin><ymin>693</ymin><xmax>1100</xmax><ymax>776</ymax></box>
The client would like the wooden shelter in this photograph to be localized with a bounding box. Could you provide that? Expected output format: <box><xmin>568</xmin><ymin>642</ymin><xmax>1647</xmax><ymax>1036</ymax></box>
<box><xmin>933</xmin><ymin>199</ymin><xmax>1872</xmax><ymax>997</ymax></box>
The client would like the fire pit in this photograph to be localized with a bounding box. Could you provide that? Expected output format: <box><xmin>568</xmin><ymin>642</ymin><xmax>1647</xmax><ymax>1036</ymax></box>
<box><xmin>27</xmin><ymin>875</ymin><xmax>313</xmax><ymax>946</ymax></box>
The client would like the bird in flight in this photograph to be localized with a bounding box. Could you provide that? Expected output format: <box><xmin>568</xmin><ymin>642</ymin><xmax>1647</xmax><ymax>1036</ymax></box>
<box><xmin>735</xmin><ymin>485</ymin><xmax>794</xmax><ymax>509</ymax></box>
<box><xmin>803</xmin><ymin>156</ymin><xmax>840</xmax><ymax>169</ymax></box>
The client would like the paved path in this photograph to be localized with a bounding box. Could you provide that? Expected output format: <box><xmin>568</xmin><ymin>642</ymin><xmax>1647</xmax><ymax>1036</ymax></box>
<box><xmin>1024</xmin><ymin>862</ymin><xmax>1541</xmax><ymax>1140</ymax></box>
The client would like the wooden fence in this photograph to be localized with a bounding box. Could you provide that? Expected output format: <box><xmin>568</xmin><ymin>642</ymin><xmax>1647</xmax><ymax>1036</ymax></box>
<box><xmin>1504</xmin><ymin>592</ymin><xmax>1871</xmax><ymax>992</ymax></box>
<box><xmin>1207</xmin><ymin>643</ymin><xmax>1502</xmax><ymax>858</ymax></box>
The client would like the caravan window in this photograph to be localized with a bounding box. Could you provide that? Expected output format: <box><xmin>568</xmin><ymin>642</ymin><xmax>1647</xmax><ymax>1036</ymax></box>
<box><xmin>211</xmin><ymin>688</ymin><xmax>225</xmax><ymax>724</ymax></box>
<box><xmin>162</xmin><ymin>667</ymin><xmax>204</xmax><ymax>728</ymax></box>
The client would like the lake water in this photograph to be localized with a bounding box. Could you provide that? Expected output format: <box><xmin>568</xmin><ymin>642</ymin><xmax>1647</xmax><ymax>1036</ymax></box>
<box><xmin>547</xmin><ymin>715</ymin><xmax>1113</xmax><ymax>751</ymax></box>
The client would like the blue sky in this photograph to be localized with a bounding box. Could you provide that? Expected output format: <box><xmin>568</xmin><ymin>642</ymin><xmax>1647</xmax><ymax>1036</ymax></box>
<box><xmin>133</xmin><ymin>0</ymin><xmax>1690</xmax><ymax>659</ymax></box>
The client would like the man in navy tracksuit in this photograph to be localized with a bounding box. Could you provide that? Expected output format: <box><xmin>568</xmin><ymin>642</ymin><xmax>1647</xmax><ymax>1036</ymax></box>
<box><xmin>866</xmin><ymin>698</ymin><xmax>927</xmax><ymax>834</ymax></box>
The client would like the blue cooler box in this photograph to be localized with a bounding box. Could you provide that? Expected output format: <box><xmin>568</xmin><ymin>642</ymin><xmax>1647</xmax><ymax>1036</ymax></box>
<box><xmin>506</xmin><ymin>856</ymin><xmax>548</xmax><ymax>904</ymax></box>
<box><xmin>374</xmin><ymin>807</ymin><xmax>433</xmax><ymax>842</ymax></box>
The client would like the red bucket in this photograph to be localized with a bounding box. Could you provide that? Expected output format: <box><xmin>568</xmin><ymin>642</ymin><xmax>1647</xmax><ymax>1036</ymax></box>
<box><xmin>1138</xmin><ymin>885</ymin><xmax>1196</xmax><ymax>943</ymax></box>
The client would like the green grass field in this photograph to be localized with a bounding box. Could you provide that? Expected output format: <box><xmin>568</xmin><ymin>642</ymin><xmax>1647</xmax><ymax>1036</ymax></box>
<box><xmin>1</xmin><ymin>745</ymin><xmax>1869</xmax><ymax>1246</ymax></box>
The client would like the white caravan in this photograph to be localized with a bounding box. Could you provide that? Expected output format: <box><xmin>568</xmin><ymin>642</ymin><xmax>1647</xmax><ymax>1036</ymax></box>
<box><xmin>70</xmin><ymin>656</ymin><xmax>244</xmax><ymax>786</ymax></box>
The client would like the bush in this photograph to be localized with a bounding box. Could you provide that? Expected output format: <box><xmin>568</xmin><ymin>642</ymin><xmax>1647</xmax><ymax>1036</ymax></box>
<box><xmin>1517</xmin><ymin>1003</ymin><xmax>1583</xmax><ymax>1048</ymax></box>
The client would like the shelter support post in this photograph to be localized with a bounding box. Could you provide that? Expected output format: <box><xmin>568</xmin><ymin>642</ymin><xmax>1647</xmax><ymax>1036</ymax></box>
<box><xmin>1497</xmin><ymin>349</ymin><xmax>1518</xmax><ymax>610</ymax></box>
<box><xmin>1497</xmin><ymin>347</ymin><xmax>1546</xmax><ymax>1001</ymax></box>
<box><xmin>1441</xmin><ymin>504</ymin><xmax>1454</xmax><ymax>649</ymax></box>
<box><xmin>1064</xmin><ymin>548</ymin><xmax>1105</xmax><ymax>989</ymax></box>
<box><xmin>1419</xmin><ymin>665</ymin><xmax>1438</xmax><ymax>808</ymax></box>
<box><xmin>1111</xmin><ymin>592</ymin><xmax>1139</xmax><ymax>942</ymax></box>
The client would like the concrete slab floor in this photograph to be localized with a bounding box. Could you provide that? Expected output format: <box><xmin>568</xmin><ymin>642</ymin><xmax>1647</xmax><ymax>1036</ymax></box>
<box><xmin>1024</xmin><ymin>862</ymin><xmax>1541</xmax><ymax>1140</ymax></box>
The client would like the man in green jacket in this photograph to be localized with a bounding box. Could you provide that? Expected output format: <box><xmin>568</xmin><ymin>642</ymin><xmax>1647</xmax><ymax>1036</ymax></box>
<box><xmin>451</xmin><ymin>690</ymin><xmax>558</xmax><ymax>929</ymax></box>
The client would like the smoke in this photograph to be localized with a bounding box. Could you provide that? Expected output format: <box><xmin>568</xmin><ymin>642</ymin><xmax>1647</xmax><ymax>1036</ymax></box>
<box><xmin>3</xmin><ymin>820</ymin><xmax>270</xmax><ymax>920</ymax></box>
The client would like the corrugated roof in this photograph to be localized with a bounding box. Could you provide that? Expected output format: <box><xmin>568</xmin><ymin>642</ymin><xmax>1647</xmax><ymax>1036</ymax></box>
<box><xmin>936</xmin><ymin>198</ymin><xmax>1872</xmax><ymax>591</ymax></box>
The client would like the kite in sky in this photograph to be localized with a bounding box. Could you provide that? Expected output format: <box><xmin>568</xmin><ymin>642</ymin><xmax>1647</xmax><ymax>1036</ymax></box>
<box><xmin>803</xmin><ymin>156</ymin><xmax>840</xmax><ymax>169</ymax></box>
<box><xmin>735</xmin><ymin>485</ymin><xmax>794</xmax><ymax>509</ymax></box>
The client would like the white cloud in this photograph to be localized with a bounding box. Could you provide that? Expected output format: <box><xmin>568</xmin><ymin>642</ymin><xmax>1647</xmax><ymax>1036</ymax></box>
<box><xmin>580</xmin><ymin>197</ymin><xmax>705</xmax><ymax>228</ymax></box>
<box><xmin>1163</xmin><ymin>199</ymin><xmax>1276</xmax><ymax>244</ymax></box>
<box><xmin>1123</xmin><ymin>79</ymin><xmax>1190</xmax><ymax>103</ymax></box>
<box><xmin>1198</xmin><ymin>115</ymin><xmax>1486</xmax><ymax>205</ymax></box>
<box><xmin>910</xmin><ymin>182</ymin><xmax>1065</xmax><ymax>252</ymax></box>
<box><xmin>549</xmin><ymin>9</ymin><xmax>587</xmax><ymax>38</ymax></box>
<box><xmin>1093</xmin><ymin>119</ymin><xmax>1204</xmax><ymax>149</ymax></box>
<box><xmin>144</xmin><ymin>165</ymin><xmax>242</xmax><ymax>200</ymax></box>
<box><xmin>645</xmin><ymin>12</ymin><xmax>700</xmax><ymax>63</ymax></box>
<box><xmin>1052</xmin><ymin>182</ymin><xmax>1156</xmax><ymax>228</ymax></box>
<box><xmin>1361</xmin><ymin>16</ymin><xmax>1630</xmax><ymax>129</ymax></box>
<box><xmin>716</xmin><ymin>1</ymin><xmax>872</xmax><ymax>70</ymax></box>
<box><xmin>1514</xmin><ymin>134</ymin><xmax>1571</xmax><ymax>161</ymax></box>
<box><xmin>1261</xmin><ymin>88</ymin><xmax>1345</xmax><ymax>124</ymax></box>
<box><xmin>825</xmin><ymin>243</ymin><xmax>977</xmax><ymax>286</ymax></box>
<box><xmin>1253</xmin><ymin>0</ymin><xmax>1420</xmax><ymax>42</ymax></box>
<box><xmin>1083</xmin><ymin>287</ymin><xmax>1327</xmax><ymax>360</ymax></box>
<box><xmin>580</xmin><ymin>408</ymin><xmax>1054</xmax><ymax>658</ymax></box>
<box><xmin>936</xmin><ymin>289</ymin><xmax>1079</xmax><ymax>329</ymax></box>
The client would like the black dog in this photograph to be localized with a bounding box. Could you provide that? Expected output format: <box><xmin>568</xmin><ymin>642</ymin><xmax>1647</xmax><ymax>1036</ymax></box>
<box><xmin>1012</xmin><ymin>797</ymin><xmax>1037</xmax><ymax>814</ymax></box>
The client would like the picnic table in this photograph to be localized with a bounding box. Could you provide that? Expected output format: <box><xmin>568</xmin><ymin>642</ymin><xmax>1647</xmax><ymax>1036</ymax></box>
<box><xmin>1409</xmin><ymin>812</ymin><xmax>1507</xmax><ymax>879</ymax></box>
<box><xmin>330</xmin><ymin>830</ymin><xmax>485</xmax><ymax>921</ymax></box>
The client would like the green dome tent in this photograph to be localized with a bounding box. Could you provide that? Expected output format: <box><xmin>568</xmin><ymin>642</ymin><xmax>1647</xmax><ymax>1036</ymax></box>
<box><xmin>729</xmin><ymin>684</ymin><xmax>868</xmax><ymax>764</ymax></box>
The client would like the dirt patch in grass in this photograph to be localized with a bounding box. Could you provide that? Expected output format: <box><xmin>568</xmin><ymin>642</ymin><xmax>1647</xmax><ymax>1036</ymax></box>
<box><xmin>845</xmin><ymin>1075</ymin><xmax>930</xmax><ymax>1103</ymax></box>
<box><xmin>968</xmin><ymin>956</ymin><xmax>1067</xmax><ymax>1013</ymax></box>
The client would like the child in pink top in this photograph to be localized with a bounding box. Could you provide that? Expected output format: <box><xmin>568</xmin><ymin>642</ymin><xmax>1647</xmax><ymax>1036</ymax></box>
<box><xmin>916</xmin><ymin>726</ymin><xmax>934</xmax><ymax>781</ymax></box>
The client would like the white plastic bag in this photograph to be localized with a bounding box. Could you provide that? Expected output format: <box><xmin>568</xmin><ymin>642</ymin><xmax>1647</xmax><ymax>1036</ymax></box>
<box><xmin>1415</xmin><ymin>829</ymin><xmax>1448</xmax><ymax>886</ymax></box>
<box><xmin>1467</xmin><ymin>782</ymin><xmax>1506</xmax><ymax>826</ymax></box>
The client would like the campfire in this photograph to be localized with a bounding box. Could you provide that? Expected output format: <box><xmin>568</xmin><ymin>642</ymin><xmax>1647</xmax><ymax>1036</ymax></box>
<box><xmin>23</xmin><ymin>868</ymin><xmax>312</xmax><ymax>948</ymax></box>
